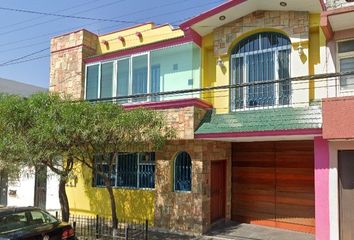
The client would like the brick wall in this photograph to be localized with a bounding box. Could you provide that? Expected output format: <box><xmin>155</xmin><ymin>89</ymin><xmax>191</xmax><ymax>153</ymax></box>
<box><xmin>214</xmin><ymin>11</ymin><xmax>309</xmax><ymax>56</ymax></box>
<box><xmin>50</xmin><ymin>30</ymin><xmax>98</xmax><ymax>99</ymax></box>
<box><xmin>154</xmin><ymin>140</ymin><xmax>231</xmax><ymax>234</ymax></box>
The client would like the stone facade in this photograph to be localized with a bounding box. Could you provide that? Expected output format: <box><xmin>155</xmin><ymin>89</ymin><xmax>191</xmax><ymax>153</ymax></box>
<box><xmin>213</xmin><ymin>11</ymin><xmax>309</xmax><ymax>56</ymax></box>
<box><xmin>154</xmin><ymin>140</ymin><xmax>231</xmax><ymax>234</ymax></box>
<box><xmin>50</xmin><ymin>30</ymin><xmax>98</xmax><ymax>99</ymax></box>
<box><xmin>159</xmin><ymin>106</ymin><xmax>208</xmax><ymax>140</ymax></box>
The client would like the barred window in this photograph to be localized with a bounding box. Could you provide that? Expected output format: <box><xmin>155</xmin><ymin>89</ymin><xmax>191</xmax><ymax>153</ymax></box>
<box><xmin>94</xmin><ymin>152</ymin><xmax>155</xmax><ymax>189</ymax></box>
<box><xmin>231</xmin><ymin>32</ymin><xmax>291</xmax><ymax>110</ymax></box>
<box><xmin>94</xmin><ymin>154</ymin><xmax>116</xmax><ymax>187</ymax></box>
<box><xmin>174</xmin><ymin>152</ymin><xmax>192</xmax><ymax>192</ymax></box>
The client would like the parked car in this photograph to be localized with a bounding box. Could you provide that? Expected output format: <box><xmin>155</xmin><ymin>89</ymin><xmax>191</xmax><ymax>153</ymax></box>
<box><xmin>0</xmin><ymin>206</ymin><xmax>76</xmax><ymax>240</ymax></box>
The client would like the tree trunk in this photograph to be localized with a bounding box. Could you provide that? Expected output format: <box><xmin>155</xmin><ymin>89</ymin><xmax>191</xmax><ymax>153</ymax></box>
<box><xmin>59</xmin><ymin>176</ymin><xmax>70</xmax><ymax>222</ymax></box>
<box><xmin>106</xmin><ymin>185</ymin><xmax>118</xmax><ymax>230</ymax></box>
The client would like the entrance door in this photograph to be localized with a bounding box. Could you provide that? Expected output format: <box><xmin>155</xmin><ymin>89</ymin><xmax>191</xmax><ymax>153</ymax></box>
<box><xmin>339</xmin><ymin>150</ymin><xmax>354</xmax><ymax>240</ymax></box>
<box><xmin>0</xmin><ymin>171</ymin><xmax>7</xmax><ymax>206</ymax></box>
<box><xmin>210</xmin><ymin>160</ymin><xmax>226</xmax><ymax>223</ymax></box>
<box><xmin>34</xmin><ymin>167</ymin><xmax>47</xmax><ymax>209</ymax></box>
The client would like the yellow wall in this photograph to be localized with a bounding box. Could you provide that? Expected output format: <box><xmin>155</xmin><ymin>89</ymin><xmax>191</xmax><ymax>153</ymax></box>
<box><xmin>201</xmin><ymin>33</ymin><xmax>229</xmax><ymax>114</ymax></box>
<box><xmin>309</xmin><ymin>14</ymin><xmax>321</xmax><ymax>101</ymax></box>
<box><xmin>66</xmin><ymin>163</ymin><xmax>155</xmax><ymax>223</ymax></box>
<box><xmin>97</xmin><ymin>23</ymin><xmax>185</xmax><ymax>55</ymax></box>
<box><xmin>201</xmin><ymin>23</ymin><xmax>323</xmax><ymax>112</ymax></box>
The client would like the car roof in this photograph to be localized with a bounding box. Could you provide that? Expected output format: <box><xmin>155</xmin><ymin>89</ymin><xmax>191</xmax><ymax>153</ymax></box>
<box><xmin>0</xmin><ymin>206</ymin><xmax>42</xmax><ymax>215</ymax></box>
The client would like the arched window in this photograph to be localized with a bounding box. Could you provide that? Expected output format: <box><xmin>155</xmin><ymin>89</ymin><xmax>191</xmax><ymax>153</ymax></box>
<box><xmin>174</xmin><ymin>152</ymin><xmax>192</xmax><ymax>192</ymax></box>
<box><xmin>230</xmin><ymin>32</ymin><xmax>291</xmax><ymax>110</ymax></box>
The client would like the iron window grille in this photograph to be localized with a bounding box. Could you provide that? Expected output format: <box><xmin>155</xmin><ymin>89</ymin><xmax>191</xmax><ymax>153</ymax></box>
<box><xmin>174</xmin><ymin>151</ymin><xmax>192</xmax><ymax>192</ymax></box>
<box><xmin>94</xmin><ymin>152</ymin><xmax>155</xmax><ymax>189</ymax></box>
<box><xmin>230</xmin><ymin>32</ymin><xmax>292</xmax><ymax>111</ymax></box>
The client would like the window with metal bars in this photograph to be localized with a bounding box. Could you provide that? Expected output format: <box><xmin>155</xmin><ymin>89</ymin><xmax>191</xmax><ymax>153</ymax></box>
<box><xmin>174</xmin><ymin>152</ymin><xmax>192</xmax><ymax>192</ymax></box>
<box><xmin>93</xmin><ymin>152</ymin><xmax>155</xmax><ymax>189</ymax></box>
<box><xmin>230</xmin><ymin>32</ymin><xmax>291</xmax><ymax>111</ymax></box>
<box><xmin>93</xmin><ymin>153</ymin><xmax>116</xmax><ymax>187</ymax></box>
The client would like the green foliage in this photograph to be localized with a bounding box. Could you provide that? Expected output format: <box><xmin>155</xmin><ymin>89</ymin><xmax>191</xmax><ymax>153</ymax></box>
<box><xmin>0</xmin><ymin>92</ymin><xmax>174</xmax><ymax>176</ymax></box>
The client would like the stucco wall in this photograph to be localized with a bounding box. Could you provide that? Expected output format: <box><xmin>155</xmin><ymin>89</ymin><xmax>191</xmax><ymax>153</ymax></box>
<box><xmin>323</xmin><ymin>96</ymin><xmax>354</xmax><ymax>139</ymax></box>
<box><xmin>66</xmin><ymin>163</ymin><xmax>155</xmax><ymax>222</ymax></box>
<box><xmin>6</xmin><ymin>167</ymin><xmax>60</xmax><ymax>210</ymax></box>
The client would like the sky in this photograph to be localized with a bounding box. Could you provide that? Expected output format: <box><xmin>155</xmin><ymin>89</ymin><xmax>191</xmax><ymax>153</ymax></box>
<box><xmin>0</xmin><ymin>0</ymin><xmax>225</xmax><ymax>88</ymax></box>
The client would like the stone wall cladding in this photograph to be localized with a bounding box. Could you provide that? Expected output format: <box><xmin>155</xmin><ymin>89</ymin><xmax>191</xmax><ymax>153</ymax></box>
<box><xmin>159</xmin><ymin>106</ymin><xmax>208</xmax><ymax>140</ymax></box>
<box><xmin>214</xmin><ymin>11</ymin><xmax>309</xmax><ymax>56</ymax></box>
<box><xmin>50</xmin><ymin>30</ymin><xmax>98</xmax><ymax>99</ymax></box>
<box><xmin>154</xmin><ymin>140</ymin><xmax>231</xmax><ymax>234</ymax></box>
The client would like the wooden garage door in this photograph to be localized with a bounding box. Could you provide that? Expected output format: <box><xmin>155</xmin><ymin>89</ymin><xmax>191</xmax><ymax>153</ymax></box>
<box><xmin>231</xmin><ymin>141</ymin><xmax>315</xmax><ymax>233</ymax></box>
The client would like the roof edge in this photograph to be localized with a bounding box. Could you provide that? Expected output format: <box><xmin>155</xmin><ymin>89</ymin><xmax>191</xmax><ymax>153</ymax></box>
<box><xmin>180</xmin><ymin>0</ymin><xmax>247</xmax><ymax>30</ymax></box>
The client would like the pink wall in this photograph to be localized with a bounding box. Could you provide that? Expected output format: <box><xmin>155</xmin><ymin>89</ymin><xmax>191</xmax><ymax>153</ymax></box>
<box><xmin>314</xmin><ymin>137</ymin><xmax>330</xmax><ymax>240</ymax></box>
<box><xmin>323</xmin><ymin>96</ymin><xmax>354</xmax><ymax>139</ymax></box>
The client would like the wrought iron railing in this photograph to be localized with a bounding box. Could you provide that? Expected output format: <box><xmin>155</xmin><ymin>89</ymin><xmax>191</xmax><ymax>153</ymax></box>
<box><xmin>56</xmin><ymin>213</ymin><xmax>148</xmax><ymax>240</ymax></box>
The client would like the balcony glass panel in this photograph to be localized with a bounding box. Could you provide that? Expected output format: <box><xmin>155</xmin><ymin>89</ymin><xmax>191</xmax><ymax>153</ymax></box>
<box><xmin>85</xmin><ymin>43</ymin><xmax>201</xmax><ymax>103</ymax></box>
<box><xmin>86</xmin><ymin>65</ymin><xmax>99</xmax><ymax>100</ymax></box>
<box><xmin>117</xmin><ymin>59</ymin><xmax>130</xmax><ymax>103</ymax></box>
<box><xmin>100</xmin><ymin>62</ymin><xmax>113</xmax><ymax>98</ymax></box>
<box><xmin>132</xmin><ymin>54</ymin><xmax>148</xmax><ymax>102</ymax></box>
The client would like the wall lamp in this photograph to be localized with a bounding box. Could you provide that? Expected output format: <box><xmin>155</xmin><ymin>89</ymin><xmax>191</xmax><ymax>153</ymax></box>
<box><xmin>217</xmin><ymin>57</ymin><xmax>224</xmax><ymax>67</ymax></box>
<box><xmin>297</xmin><ymin>44</ymin><xmax>304</xmax><ymax>56</ymax></box>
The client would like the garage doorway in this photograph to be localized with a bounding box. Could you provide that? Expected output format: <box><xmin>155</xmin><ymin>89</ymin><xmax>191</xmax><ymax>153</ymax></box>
<box><xmin>232</xmin><ymin>141</ymin><xmax>315</xmax><ymax>233</ymax></box>
<box><xmin>339</xmin><ymin>150</ymin><xmax>354</xmax><ymax>240</ymax></box>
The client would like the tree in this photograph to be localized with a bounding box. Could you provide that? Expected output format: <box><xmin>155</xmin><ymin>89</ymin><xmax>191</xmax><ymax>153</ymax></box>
<box><xmin>0</xmin><ymin>93</ymin><xmax>174</xmax><ymax>231</ymax></box>
<box><xmin>61</xmin><ymin>100</ymin><xmax>174</xmax><ymax>232</ymax></box>
<box><xmin>0</xmin><ymin>93</ymin><xmax>79</xmax><ymax>221</ymax></box>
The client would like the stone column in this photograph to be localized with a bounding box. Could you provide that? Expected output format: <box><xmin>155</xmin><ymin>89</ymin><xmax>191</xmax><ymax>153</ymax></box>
<box><xmin>50</xmin><ymin>29</ymin><xmax>98</xmax><ymax>99</ymax></box>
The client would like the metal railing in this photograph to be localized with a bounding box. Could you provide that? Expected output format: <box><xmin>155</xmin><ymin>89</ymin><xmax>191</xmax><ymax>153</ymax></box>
<box><xmin>56</xmin><ymin>213</ymin><xmax>148</xmax><ymax>240</ymax></box>
<box><xmin>84</xmin><ymin>71</ymin><xmax>354</xmax><ymax>112</ymax></box>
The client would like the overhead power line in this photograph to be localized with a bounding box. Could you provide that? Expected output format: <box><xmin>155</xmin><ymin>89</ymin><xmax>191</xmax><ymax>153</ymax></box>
<box><xmin>0</xmin><ymin>0</ymin><xmax>100</xmax><ymax>30</ymax></box>
<box><xmin>0</xmin><ymin>0</ymin><xmax>128</xmax><ymax>37</ymax></box>
<box><xmin>0</xmin><ymin>47</ymin><xmax>49</xmax><ymax>66</ymax></box>
<box><xmin>0</xmin><ymin>0</ymin><xmax>220</xmax><ymax>50</ymax></box>
<box><xmin>0</xmin><ymin>55</ymin><xmax>50</xmax><ymax>67</ymax></box>
<box><xmin>0</xmin><ymin>0</ymin><xmax>224</xmax><ymax>66</ymax></box>
<box><xmin>0</xmin><ymin>6</ymin><xmax>161</xmax><ymax>26</ymax></box>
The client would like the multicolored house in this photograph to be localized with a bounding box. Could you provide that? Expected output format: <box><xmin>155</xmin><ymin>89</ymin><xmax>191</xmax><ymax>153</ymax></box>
<box><xmin>49</xmin><ymin>0</ymin><xmax>354</xmax><ymax>239</ymax></box>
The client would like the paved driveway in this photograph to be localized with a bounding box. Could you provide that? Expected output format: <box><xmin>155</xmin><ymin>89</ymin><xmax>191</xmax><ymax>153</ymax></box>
<box><xmin>148</xmin><ymin>222</ymin><xmax>315</xmax><ymax>240</ymax></box>
<box><xmin>202</xmin><ymin>222</ymin><xmax>315</xmax><ymax>240</ymax></box>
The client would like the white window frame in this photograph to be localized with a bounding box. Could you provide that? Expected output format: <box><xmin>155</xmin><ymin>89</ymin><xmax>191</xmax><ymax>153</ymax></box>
<box><xmin>336</xmin><ymin>38</ymin><xmax>354</xmax><ymax>96</ymax></box>
<box><xmin>230</xmin><ymin>45</ymin><xmax>291</xmax><ymax>112</ymax></box>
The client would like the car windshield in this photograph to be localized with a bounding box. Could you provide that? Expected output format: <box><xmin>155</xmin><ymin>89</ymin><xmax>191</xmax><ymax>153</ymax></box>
<box><xmin>0</xmin><ymin>210</ymin><xmax>59</xmax><ymax>234</ymax></box>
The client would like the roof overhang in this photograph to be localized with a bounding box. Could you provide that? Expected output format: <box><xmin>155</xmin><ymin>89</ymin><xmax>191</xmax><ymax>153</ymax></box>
<box><xmin>180</xmin><ymin>0</ymin><xmax>324</xmax><ymax>36</ymax></box>
<box><xmin>195</xmin><ymin>128</ymin><xmax>322</xmax><ymax>142</ymax></box>
<box><xmin>321</xmin><ymin>5</ymin><xmax>354</xmax><ymax>40</ymax></box>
